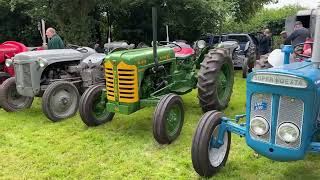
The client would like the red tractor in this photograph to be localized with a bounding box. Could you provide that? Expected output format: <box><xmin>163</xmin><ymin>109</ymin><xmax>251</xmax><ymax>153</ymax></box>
<box><xmin>0</xmin><ymin>41</ymin><xmax>29</xmax><ymax>84</ymax></box>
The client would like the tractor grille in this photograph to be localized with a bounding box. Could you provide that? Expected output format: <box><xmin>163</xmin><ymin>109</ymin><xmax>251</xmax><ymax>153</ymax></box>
<box><xmin>104</xmin><ymin>61</ymin><xmax>138</xmax><ymax>103</ymax></box>
<box><xmin>117</xmin><ymin>62</ymin><xmax>138</xmax><ymax>103</ymax></box>
<box><xmin>105</xmin><ymin>61</ymin><xmax>115</xmax><ymax>101</ymax></box>
<box><xmin>275</xmin><ymin>96</ymin><xmax>303</xmax><ymax>149</ymax></box>
<box><xmin>250</xmin><ymin>93</ymin><xmax>272</xmax><ymax>142</ymax></box>
<box><xmin>249</xmin><ymin>93</ymin><xmax>304</xmax><ymax>149</ymax></box>
<box><xmin>15</xmin><ymin>63</ymin><xmax>32</xmax><ymax>87</ymax></box>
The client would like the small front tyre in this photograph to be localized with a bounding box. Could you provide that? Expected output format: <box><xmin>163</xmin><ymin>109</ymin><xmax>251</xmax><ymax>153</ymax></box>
<box><xmin>42</xmin><ymin>81</ymin><xmax>80</xmax><ymax>122</ymax></box>
<box><xmin>79</xmin><ymin>85</ymin><xmax>114</xmax><ymax>126</ymax></box>
<box><xmin>153</xmin><ymin>93</ymin><xmax>184</xmax><ymax>144</ymax></box>
<box><xmin>0</xmin><ymin>77</ymin><xmax>34</xmax><ymax>112</ymax></box>
<box><xmin>191</xmin><ymin>110</ymin><xmax>231</xmax><ymax>177</ymax></box>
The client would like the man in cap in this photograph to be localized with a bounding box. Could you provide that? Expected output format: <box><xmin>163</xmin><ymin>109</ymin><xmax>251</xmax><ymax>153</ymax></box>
<box><xmin>285</xmin><ymin>21</ymin><xmax>311</xmax><ymax>46</ymax></box>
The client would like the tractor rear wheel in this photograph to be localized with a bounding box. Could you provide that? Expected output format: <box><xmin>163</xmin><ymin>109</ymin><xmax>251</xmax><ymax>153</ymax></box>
<box><xmin>197</xmin><ymin>48</ymin><xmax>234</xmax><ymax>112</ymax></box>
<box><xmin>42</xmin><ymin>81</ymin><xmax>80</xmax><ymax>122</ymax></box>
<box><xmin>0</xmin><ymin>77</ymin><xmax>34</xmax><ymax>111</ymax></box>
<box><xmin>0</xmin><ymin>72</ymin><xmax>10</xmax><ymax>85</ymax></box>
<box><xmin>79</xmin><ymin>84</ymin><xmax>114</xmax><ymax>126</ymax></box>
<box><xmin>153</xmin><ymin>93</ymin><xmax>184</xmax><ymax>144</ymax></box>
<box><xmin>191</xmin><ymin>110</ymin><xmax>231</xmax><ymax>177</ymax></box>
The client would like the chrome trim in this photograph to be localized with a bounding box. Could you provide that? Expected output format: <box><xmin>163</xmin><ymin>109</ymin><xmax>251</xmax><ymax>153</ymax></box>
<box><xmin>251</xmin><ymin>72</ymin><xmax>308</xmax><ymax>88</ymax></box>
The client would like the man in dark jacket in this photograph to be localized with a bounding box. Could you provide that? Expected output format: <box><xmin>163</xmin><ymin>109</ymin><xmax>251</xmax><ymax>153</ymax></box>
<box><xmin>259</xmin><ymin>28</ymin><xmax>272</xmax><ymax>55</ymax></box>
<box><xmin>45</xmin><ymin>28</ymin><xmax>65</xmax><ymax>49</ymax></box>
<box><xmin>285</xmin><ymin>21</ymin><xmax>311</xmax><ymax>46</ymax></box>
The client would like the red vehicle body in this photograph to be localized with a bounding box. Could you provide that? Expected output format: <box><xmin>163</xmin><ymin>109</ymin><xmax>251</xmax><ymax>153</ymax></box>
<box><xmin>0</xmin><ymin>41</ymin><xmax>29</xmax><ymax>83</ymax></box>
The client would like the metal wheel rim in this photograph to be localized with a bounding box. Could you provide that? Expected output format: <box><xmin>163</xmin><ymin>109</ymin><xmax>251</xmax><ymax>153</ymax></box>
<box><xmin>208</xmin><ymin>124</ymin><xmax>228</xmax><ymax>167</ymax></box>
<box><xmin>165</xmin><ymin>104</ymin><xmax>182</xmax><ymax>137</ymax></box>
<box><xmin>49</xmin><ymin>85</ymin><xmax>78</xmax><ymax>117</ymax></box>
<box><xmin>7</xmin><ymin>83</ymin><xmax>30</xmax><ymax>108</ymax></box>
<box><xmin>217</xmin><ymin>63</ymin><xmax>230</xmax><ymax>102</ymax></box>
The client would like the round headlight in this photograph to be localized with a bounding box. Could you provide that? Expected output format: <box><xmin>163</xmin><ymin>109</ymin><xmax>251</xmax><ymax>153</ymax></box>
<box><xmin>277</xmin><ymin>123</ymin><xmax>300</xmax><ymax>143</ymax></box>
<box><xmin>197</xmin><ymin>40</ymin><xmax>206</xmax><ymax>49</ymax></box>
<box><xmin>250</xmin><ymin>116</ymin><xmax>269</xmax><ymax>136</ymax></box>
<box><xmin>38</xmin><ymin>57</ymin><xmax>48</xmax><ymax>68</ymax></box>
<box><xmin>5</xmin><ymin>59</ymin><xmax>13</xmax><ymax>67</ymax></box>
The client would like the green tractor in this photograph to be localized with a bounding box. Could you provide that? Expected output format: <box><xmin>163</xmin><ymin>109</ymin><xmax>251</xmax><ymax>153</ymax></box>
<box><xmin>79</xmin><ymin>7</ymin><xmax>234</xmax><ymax>144</ymax></box>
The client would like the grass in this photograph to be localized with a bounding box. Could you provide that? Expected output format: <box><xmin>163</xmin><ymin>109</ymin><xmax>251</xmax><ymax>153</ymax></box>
<box><xmin>0</xmin><ymin>71</ymin><xmax>320</xmax><ymax>179</ymax></box>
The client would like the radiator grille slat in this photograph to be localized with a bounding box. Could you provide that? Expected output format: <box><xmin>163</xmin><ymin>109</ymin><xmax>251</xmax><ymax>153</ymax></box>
<box><xmin>15</xmin><ymin>63</ymin><xmax>32</xmax><ymax>87</ymax></box>
<box><xmin>250</xmin><ymin>93</ymin><xmax>272</xmax><ymax>142</ymax></box>
<box><xmin>275</xmin><ymin>96</ymin><xmax>303</xmax><ymax>149</ymax></box>
<box><xmin>117</xmin><ymin>62</ymin><xmax>138</xmax><ymax>103</ymax></box>
<box><xmin>105</xmin><ymin>61</ymin><xmax>115</xmax><ymax>101</ymax></box>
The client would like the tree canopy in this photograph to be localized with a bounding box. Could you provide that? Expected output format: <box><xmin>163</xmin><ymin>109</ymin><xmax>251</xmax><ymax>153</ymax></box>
<box><xmin>0</xmin><ymin>0</ymin><xmax>275</xmax><ymax>46</ymax></box>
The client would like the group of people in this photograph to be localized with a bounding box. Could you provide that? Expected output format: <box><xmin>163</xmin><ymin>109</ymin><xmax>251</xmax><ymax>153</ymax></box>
<box><xmin>258</xmin><ymin>20</ymin><xmax>311</xmax><ymax>56</ymax></box>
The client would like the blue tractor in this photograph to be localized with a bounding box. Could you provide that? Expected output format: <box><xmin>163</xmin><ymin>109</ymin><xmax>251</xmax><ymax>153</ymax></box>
<box><xmin>191</xmin><ymin>7</ymin><xmax>320</xmax><ymax>177</ymax></box>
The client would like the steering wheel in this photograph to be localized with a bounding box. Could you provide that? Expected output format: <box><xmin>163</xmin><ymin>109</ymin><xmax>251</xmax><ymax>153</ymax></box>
<box><xmin>157</xmin><ymin>41</ymin><xmax>182</xmax><ymax>52</ymax></box>
<box><xmin>293</xmin><ymin>42</ymin><xmax>313</xmax><ymax>59</ymax></box>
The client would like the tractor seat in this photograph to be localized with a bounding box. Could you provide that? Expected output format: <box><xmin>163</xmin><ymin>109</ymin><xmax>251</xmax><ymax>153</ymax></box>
<box><xmin>173</xmin><ymin>47</ymin><xmax>195</xmax><ymax>58</ymax></box>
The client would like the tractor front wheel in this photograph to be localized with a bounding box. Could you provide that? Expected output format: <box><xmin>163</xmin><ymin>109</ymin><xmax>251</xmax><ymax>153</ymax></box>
<box><xmin>191</xmin><ymin>110</ymin><xmax>231</xmax><ymax>177</ymax></box>
<box><xmin>0</xmin><ymin>77</ymin><xmax>34</xmax><ymax>111</ymax></box>
<box><xmin>197</xmin><ymin>48</ymin><xmax>234</xmax><ymax>112</ymax></box>
<box><xmin>79</xmin><ymin>85</ymin><xmax>114</xmax><ymax>126</ymax></box>
<box><xmin>153</xmin><ymin>93</ymin><xmax>184</xmax><ymax>144</ymax></box>
<box><xmin>42</xmin><ymin>81</ymin><xmax>80</xmax><ymax>122</ymax></box>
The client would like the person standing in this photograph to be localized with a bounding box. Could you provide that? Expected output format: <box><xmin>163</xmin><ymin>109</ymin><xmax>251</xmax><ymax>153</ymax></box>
<box><xmin>285</xmin><ymin>21</ymin><xmax>311</xmax><ymax>46</ymax></box>
<box><xmin>259</xmin><ymin>28</ymin><xmax>272</xmax><ymax>55</ymax></box>
<box><xmin>280</xmin><ymin>31</ymin><xmax>290</xmax><ymax>45</ymax></box>
<box><xmin>44</xmin><ymin>27</ymin><xmax>65</xmax><ymax>49</ymax></box>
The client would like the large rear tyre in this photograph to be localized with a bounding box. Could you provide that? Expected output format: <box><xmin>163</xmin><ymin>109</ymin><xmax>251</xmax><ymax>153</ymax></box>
<box><xmin>197</xmin><ymin>48</ymin><xmax>234</xmax><ymax>112</ymax></box>
<box><xmin>79</xmin><ymin>85</ymin><xmax>114</xmax><ymax>126</ymax></box>
<box><xmin>0</xmin><ymin>77</ymin><xmax>33</xmax><ymax>111</ymax></box>
<box><xmin>0</xmin><ymin>72</ymin><xmax>10</xmax><ymax>85</ymax></box>
<box><xmin>153</xmin><ymin>93</ymin><xmax>184</xmax><ymax>144</ymax></box>
<box><xmin>191</xmin><ymin>111</ymin><xmax>231</xmax><ymax>177</ymax></box>
<box><xmin>42</xmin><ymin>81</ymin><xmax>80</xmax><ymax>122</ymax></box>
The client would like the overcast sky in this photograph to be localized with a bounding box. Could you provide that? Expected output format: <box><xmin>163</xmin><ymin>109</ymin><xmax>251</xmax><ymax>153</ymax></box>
<box><xmin>265</xmin><ymin>0</ymin><xmax>319</xmax><ymax>9</ymax></box>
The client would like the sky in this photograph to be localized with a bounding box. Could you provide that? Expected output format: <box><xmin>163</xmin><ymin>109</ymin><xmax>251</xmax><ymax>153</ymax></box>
<box><xmin>265</xmin><ymin>0</ymin><xmax>319</xmax><ymax>9</ymax></box>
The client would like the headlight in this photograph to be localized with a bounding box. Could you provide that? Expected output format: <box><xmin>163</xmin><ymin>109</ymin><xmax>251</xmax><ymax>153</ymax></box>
<box><xmin>250</xmin><ymin>116</ymin><xmax>269</xmax><ymax>136</ymax></box>
<box><xmin>5</xmin><ymin>58</ymin><xmax>13</xmax><ymax>67</ymax></box>
<box><xmin>37</xmin><ymin>57</ymin><xmax>48</xmax><ymax>68</ymax></box>
<box><xmin>277</xmin><ymin>123</ymin><xmax>300</xmax><ymax>143</ymax></box>
<box><xmin>196</xmin><ymin>40</ymin><xmax>206</xmax><ymax>49</ymax></box>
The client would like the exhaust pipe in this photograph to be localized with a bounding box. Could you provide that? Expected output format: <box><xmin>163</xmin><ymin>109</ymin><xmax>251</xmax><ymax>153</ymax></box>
<box><xmin>152</xmin><ymin>6</ymin><xmax>159</xmax><ymax>71</ymax></box>
<box><xmin>41</xmin><ymin>19</ymin><xmax>46</xmax><ymax>45</ymax></box>
<box><xmin>312</xmin><ymin>4</ymin><xmax>320</xmax><ymax>68</ymax></box>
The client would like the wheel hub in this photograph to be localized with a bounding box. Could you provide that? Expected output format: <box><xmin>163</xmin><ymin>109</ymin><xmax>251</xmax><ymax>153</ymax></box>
<box><xmin>166</xmin><ymin>106</ymin><xmax>181</xmax><ymax>136</ymax></box>
<box><xmin>51</xmin><ymin>89</ymin><xmax>74</xmax><ymax>114</ymax></box>
<box><xmin>208</xmin><ymin>125</ymin><xmax>228</xmax><ymax>167</ymax></box>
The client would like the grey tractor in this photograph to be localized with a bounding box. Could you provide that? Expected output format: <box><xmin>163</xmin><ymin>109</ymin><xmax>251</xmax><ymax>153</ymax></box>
<box><xmin>0</xmin><ymin>47</ymin><xmax>106</xmax><ymax>122</ymax></box>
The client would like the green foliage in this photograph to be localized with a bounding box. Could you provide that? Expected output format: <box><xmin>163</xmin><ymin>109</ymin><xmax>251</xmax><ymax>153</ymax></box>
<box><xmin>222</xmin><ymin>6</ymin><xmax>303</xmax><ymax>34</ymax></box>
<box><xmin>0</xmin><ymin>0</ymin><xmax>273</xmax><ymax>46</ymax></box>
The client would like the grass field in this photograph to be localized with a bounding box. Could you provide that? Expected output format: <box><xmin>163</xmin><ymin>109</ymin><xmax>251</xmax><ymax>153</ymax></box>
<box><xmin>1</xmin><ymin>71</ymin><xmax>320</xmax><ymax>179</ymax></box>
